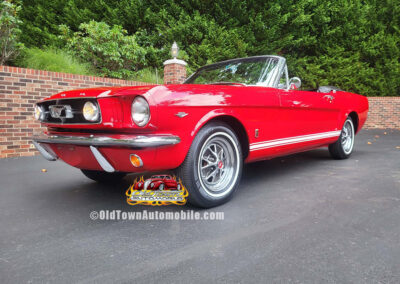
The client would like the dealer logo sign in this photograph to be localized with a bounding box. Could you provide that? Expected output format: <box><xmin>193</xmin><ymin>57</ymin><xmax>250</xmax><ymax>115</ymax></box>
<box><xmin>126</xmin><ymin>175</ymin><xmax>188</xmax><ymax>206</ymax></box>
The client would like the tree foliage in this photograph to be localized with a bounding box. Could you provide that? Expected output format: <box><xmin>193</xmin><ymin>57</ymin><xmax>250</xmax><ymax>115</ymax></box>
<box><xmin>13</xmin><ymin>0</ymin><xmax>400</xmax><ymax>96</ymax></box>
<box><xmin>59</xmin><ymin>21</ymin><xmax>147</xmax><ymax>79</ymax></box>
<box><xmin>0</xmin><ymin>0</ymin><xmax>23</xmax><ymax>65</ymax></box>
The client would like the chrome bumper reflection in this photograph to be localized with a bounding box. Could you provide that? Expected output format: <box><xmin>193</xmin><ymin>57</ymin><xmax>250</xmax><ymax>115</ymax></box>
<box><xmin>32</xmin><ymin>133</ymin><xmax>181</xmax><ymax>148</ymax></box>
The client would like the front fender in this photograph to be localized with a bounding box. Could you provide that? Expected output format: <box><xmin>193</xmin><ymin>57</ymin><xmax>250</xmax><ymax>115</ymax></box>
<box><xmin>191</xmin><ymin>108</ymin><xmax>237</xmax><ymax>137</ymax></box>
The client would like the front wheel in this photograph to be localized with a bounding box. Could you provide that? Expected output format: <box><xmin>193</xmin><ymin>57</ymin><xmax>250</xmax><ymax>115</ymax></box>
<box><xmin>177</xmin><ymin>122</ymin><xmax>243</xmax><ymax>208</ymax></box>
<box><xmin>81</xmin><ymin>169</ymin><xmax>126</xmax><ymax>183</ymax></box>
<box><xmin>329</xmin><ymin>117</ymin><xmax>355</xmax><ymax>159</ymax></box>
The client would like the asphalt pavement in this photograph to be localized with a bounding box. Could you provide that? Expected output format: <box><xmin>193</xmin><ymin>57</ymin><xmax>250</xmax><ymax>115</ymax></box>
<box><xmin>1</xmin><ymin>129</ymin><xmax>399</xmax><ymax>283</ymax></box>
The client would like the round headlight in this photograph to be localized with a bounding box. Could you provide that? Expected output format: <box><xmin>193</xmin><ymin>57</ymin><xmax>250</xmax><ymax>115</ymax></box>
<box><xmin>34</xmin><ymin>105</ymin><xmax>43</xmax><ymax>121</ymax></box>
<box><xmin>83</xmin><ymin>101</ymin><xmax>99</xmax><ymax>121</ymax></box>
<box><xmin>131</xmin><ymin>96</ymin><xmax>150</xmax><ymax>127</ymax></box>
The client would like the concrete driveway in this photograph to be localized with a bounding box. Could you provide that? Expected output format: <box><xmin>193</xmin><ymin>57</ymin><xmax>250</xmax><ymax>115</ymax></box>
<box><xmin>1</xmin><ymin>129</ymin><xmax>399</xmax><ymax>283</ymax></box>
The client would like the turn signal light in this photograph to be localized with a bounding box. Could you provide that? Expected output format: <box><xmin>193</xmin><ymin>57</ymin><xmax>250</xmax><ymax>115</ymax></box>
<box><xmin>130</xmin><ymin>154</ymin><xmax>143</xmax><ymax>167</ymax></box>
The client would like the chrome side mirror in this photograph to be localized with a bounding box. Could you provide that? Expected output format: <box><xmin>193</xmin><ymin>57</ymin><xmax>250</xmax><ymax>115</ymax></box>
<box><xmin>288</xmin><ymin>77</ymin><xmax>301</xmax><ymax>90</ymax></box>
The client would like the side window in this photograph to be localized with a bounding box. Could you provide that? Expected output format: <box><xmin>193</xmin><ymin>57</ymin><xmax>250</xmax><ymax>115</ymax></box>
<box><xmin>277</xmin><ymin>65</ymin><xmax>289</xmax><ymax>89</ymax></box>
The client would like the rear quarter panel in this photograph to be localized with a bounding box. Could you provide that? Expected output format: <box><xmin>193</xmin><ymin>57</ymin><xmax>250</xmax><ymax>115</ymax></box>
<box><xmin>334</xmin><ymin>92</ymin><xmax>369</xmax><ymax>133</ymax></box>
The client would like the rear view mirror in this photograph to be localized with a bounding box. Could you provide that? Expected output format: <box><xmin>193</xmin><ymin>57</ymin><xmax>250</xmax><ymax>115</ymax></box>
<box><xmin>288</xmin><ymin>77</ymin><xmax>301</xmax><ymax>90</ymax></box>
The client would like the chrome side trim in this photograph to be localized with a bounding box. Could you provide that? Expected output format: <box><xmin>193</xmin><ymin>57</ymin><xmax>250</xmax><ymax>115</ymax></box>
<box><xmin>250</xmin><ymin>130</ymin><xmax>341</xmax><ymax>151</ymax></box>
<box><xmin>32</xmin><ymin>133</ymin><xmax>181</xmax><ymax>148</ymax></box>
<box><xmin>32</xmin><ymin>141</ymin><xmax>58</xmax><ymax>161</ymax></box>
<box><xmin>90</xmin><ymin>146</ymin><xmax>115</xmax><ymax>173</ymax></box>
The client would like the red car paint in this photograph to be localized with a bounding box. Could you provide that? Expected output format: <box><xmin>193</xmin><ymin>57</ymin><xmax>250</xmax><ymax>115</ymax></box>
<box><xmin>135</xmin><ymin>175</ymin><xmax>180</xmax><ymax>190</ymax></box>
<box><xmin>36</xmin><ymin>76</ymin><xmax>368</xmax><ymax>173</ymax></box>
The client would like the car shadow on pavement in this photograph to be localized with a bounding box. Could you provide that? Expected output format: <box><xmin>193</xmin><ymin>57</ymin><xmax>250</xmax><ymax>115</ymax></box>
<box><xmin>31</xmin><ymin>148</ymin><xmax>347</xmax><ymax>213</ymax></box>
<box><xmin>242</xmin><ymin>148</ymin><xmax>331</xmax><ymax>181</ymax></box>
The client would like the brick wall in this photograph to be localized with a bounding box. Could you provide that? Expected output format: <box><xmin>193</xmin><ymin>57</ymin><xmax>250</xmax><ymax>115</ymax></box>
<box><xmin>0</xmin><ymin>65</ymin><xmax>399</xmax><ymax>158</ymax></box>
<box><xmin>363</xmin><ymin>97</ymin><xmax>400</xmax><ymax>129</ymax></box>
<box><xmin>0</xmin><ymin>66</ymin><xmax>151</xmax><ymax>158</ymax></box>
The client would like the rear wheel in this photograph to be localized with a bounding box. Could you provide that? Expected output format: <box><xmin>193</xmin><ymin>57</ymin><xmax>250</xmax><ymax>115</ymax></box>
<box><xmin>81</xmin><ymin>169</ymin><xmax>126</xmax><ymax>183</ymax></box>
<box><xmin>177</xmin><ymin>122</ymin><xmax>243</xmax><ymax>208</ymax></box>
<box><xmin>329</xmin><ymin>117</ymin><xmax>355</xmax><ymax>159</ymax></box>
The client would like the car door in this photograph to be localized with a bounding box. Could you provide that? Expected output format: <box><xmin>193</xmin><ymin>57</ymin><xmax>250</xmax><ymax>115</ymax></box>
<box><xmin>278</xmin><ymin>88</ymin><xmax>342</xmax><ymax>151</ymax></box>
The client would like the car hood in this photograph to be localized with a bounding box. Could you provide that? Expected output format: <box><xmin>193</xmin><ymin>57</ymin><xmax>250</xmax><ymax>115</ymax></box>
<box><xmin>41</xmin><ymin>84</ymin><xmax>254</xmax><ymax>101</ymax></box>
<box><xmin>42</xmin><ymin>85</ymin><xmax>156</xmax><ymax>101</ymax></box>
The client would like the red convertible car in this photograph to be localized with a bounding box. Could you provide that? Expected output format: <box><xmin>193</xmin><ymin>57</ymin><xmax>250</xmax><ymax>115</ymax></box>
<box><xmin>134</xmin><ymin>175</ymin><xmax>181</xmax><ymax>190</ymax></box>
<box><xmin>32</xmin><ymin>55</ymin><xmax>368</xmax><ymax>208</ymax></box>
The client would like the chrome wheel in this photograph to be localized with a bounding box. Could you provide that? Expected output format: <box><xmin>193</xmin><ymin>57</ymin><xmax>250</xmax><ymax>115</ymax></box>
<box><xmin>197</xmin><ymin>132</ymin><xmax>240</xmax><ymax>198</ymax></box>
<box><xmin>341</xmin><ymin>119</ymin><xmax>354</xmax><ymax>155</ymax></box>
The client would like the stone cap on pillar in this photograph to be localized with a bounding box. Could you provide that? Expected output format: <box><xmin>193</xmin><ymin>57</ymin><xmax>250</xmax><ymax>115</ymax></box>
<box><xmin>163</xmin><ymin>58</ymin><xmax>187</xmax><ymax>66</ymax></box>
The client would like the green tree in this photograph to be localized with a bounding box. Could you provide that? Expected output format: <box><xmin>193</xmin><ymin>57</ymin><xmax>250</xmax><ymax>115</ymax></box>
<box><xmin>13</xmin><ymin>0</ymin><xmax>400</xmax><ymax>96</ymax></box>
<box><xmin>0</xmin><ymin>0</ymin><xmax>23</xmax><ymax>65</ymax></box>
<box><xmin>59</xmin><ymin>20</ymin><xmax>147</xmax><ymax>79</ymax></box>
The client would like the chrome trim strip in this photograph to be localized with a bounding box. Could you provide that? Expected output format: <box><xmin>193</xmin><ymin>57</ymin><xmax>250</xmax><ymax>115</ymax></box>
<box><xmin>32</xmin><ymin>133</ymin><xmax>181</xmax><ymax>148</ymax></box>
<box><xmin>39</xmin><ymin>96</ymin><xmax>98</xmax><ymax>103</ymax></box>
<box><xmin>90</xmin><ymin>146</ymin><xmax>115</xmax><ymax>173</ymax></box>
<box><xmin>32</xmin><ymin>141</ymin><xmax>58</xmax><ymax>161</ymax></box>
<box><xmin>250</xmin><ymin>131</ymin><xmax>341</xmax><ymax>151</ymax></box>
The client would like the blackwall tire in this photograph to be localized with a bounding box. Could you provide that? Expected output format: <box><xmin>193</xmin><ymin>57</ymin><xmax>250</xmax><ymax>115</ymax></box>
<box><xmin>177</xmin><ymin>122</ymin><xmax>243</xmax><ymax>208</ymax></box>
<box><xmin>329</xmin><ymin>117</ymin><xmax>355</xmax><ymax>159</ymax></box>
<box><xmin>81</xmin><ymin>169</ymin><xmax>126</xmax><ymax>183</ymax></box>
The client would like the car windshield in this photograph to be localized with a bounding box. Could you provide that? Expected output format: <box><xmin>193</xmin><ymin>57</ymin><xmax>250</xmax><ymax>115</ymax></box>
<box><xmin>184</xmin><ymin>56</ymin><xmax>281</xmax><ymax>86</ymax></box>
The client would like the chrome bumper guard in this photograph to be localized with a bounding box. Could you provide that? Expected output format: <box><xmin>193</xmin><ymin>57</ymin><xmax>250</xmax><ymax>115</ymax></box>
<box><xmin>31</xmin><ymin>133</ymin><xmax>181</xmax><ymax>173</ymax></box>
<box><xmin>32</xmin><ymin>141</ymin><xmax>58</xmax><ymax>161</ymax></box>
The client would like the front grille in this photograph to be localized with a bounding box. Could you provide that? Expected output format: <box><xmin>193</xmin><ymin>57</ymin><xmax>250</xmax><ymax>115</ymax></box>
<box><xmin>38</xmin><ymin>98</ymin><xmax>101</xmax><ymax>124</ymax></box>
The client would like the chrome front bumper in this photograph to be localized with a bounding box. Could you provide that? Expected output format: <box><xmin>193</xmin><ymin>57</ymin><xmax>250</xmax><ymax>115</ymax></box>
<box><xmin>32</xmin><ymin>133</ymin><xmax>181</xmax><ymax>148</ymax></box>
<box><xmin>32</xmin><ymin>133</ymin><xmax>181</xmax><ymax>172</ymax></box>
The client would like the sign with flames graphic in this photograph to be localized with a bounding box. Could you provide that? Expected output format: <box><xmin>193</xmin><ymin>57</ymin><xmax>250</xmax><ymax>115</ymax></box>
<box><xmin>126</xmin><ymin>175</ymin><xmax>188</xmax><ymax>206</ymax></box>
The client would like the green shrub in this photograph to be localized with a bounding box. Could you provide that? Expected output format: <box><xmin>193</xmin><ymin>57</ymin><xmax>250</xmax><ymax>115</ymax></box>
<box><xmin>17</xmin><ymin>48</ymin><xmax>93</xmax><ymax>75</ymax></box>
<box><xmin>130</xmin><ymin>68</ymin><xmax>163</xmax><ymax>84</ymax></box>
<box><xmin>59</xmin><ymin>21</ymin><xmax>147</xmax><ymax>79</ymax></box>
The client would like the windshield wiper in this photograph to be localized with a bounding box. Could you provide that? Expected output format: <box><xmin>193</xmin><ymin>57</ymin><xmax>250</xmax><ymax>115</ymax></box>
<box><xmin>207</xmin><ymin>81</ymin><xmax>246</xmax><ymax>86</ymax></box>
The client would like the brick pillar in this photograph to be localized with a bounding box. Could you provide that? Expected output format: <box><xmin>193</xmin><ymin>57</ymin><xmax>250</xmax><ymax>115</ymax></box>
<box><xmin>163</xmin><ymin>58</ymin><xmax>187</xmax><ymax>84</ymax></box>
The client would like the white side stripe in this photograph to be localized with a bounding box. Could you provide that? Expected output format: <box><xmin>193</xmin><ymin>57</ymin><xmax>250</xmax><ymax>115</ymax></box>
<box><xmin>250</xmin><ymin>131</ymin><xmax>341</xmax><ymax>151</ymax></box>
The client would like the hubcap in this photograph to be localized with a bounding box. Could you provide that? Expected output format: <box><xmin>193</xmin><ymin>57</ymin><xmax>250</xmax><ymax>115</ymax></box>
<box><xmin>341</xmin><ymin>119</ymin><xmax>354</xmax><ymax>154</ymax></box>
<box><xmin>197</xmin><ymin>132</ymin><xmax>240</xmax><ymax>197</ymax></box>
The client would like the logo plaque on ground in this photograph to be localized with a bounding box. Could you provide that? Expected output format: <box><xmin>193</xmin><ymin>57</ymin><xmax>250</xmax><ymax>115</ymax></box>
<box><xmin>126</xmin><ymin>175</ymin><xmax>188</xmax><ymax>206</ymax></box>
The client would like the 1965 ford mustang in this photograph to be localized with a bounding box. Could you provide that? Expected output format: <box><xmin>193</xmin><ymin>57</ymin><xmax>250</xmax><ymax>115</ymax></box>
<box><xmin>32</xmin><ymin>55</ymin><xmax>368</xmax><ymax>207</ymax></box>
